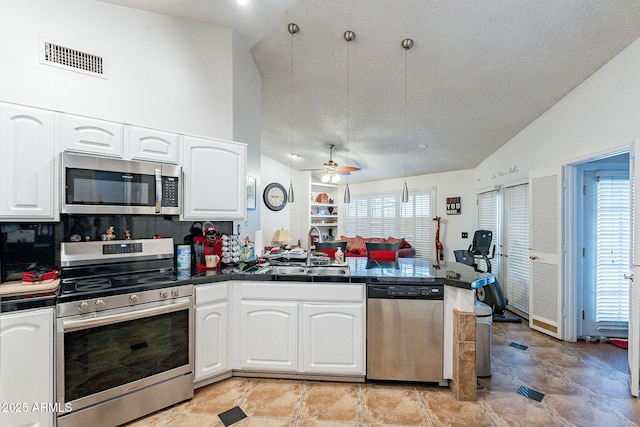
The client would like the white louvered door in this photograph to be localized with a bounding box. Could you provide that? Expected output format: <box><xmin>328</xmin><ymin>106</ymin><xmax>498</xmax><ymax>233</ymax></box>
<box><xmin>628</xmin><ymin>139</ymin><xmax>640</xmax><ymax>397</ymax></box>
<box><xmin>528</xmin><ymin>168</ymin><xmax>563</xmax><ymax>339</ymax></box>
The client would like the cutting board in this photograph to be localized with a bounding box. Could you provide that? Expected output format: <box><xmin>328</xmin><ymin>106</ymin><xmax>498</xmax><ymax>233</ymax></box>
<box><xmin>0</xmin><ymin>278</ymin><xmax>60</xmax><ymax>296</ymax></box>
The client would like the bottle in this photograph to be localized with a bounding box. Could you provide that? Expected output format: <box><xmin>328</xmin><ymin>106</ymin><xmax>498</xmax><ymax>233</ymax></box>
<box><xmin>335</xmin><ymin>247</ymin><xmax>344</xmax><ymax>264</ymax></box>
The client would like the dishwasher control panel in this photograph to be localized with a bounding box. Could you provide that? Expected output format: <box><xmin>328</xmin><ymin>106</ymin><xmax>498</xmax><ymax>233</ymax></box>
<box><xmin>367</xmin><ymin>284</ymin><xmax>443</xmax><ymax>300</ymax></box>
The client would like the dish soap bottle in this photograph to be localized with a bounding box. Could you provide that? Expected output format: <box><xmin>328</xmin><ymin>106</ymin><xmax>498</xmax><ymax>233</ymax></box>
<box><xmin>335</xmin><ymin>247</ymin><xmax>344</xmax><ymax>264</ymax></box>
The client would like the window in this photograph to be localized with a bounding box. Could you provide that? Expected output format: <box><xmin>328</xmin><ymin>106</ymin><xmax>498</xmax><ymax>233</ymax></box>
<box><xmin>344</xmin><ymin>188</ymin><xmax>435</xmax><ymax>258</ymax></box>
<box><xmin>477</xmin><ymin>189</ymin><xmax>500</xmax><ymax>274</ymax></box>
<box><xmin>595</xmin><ymin>172</ymin><xmax>630</xmax><ymax>325</ymax></box>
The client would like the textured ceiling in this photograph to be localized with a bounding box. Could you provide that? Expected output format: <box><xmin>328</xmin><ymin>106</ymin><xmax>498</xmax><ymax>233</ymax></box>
<box><xmin>99</xmin><ymin>0</ymin><xmax>640</xmax><ymax>184</ymax></box>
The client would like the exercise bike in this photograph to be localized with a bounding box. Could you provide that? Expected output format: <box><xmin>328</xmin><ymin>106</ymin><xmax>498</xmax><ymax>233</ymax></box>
<box><xmin>454</xmin><ymin>229</ymin><xmax>522</xmax><ymax>323</ymax></box>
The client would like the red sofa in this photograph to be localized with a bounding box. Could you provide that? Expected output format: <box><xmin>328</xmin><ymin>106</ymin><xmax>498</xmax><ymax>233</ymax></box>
<box><xmin>337</xmin><ymin>236</ymin><xmax>416</xmax><ymax>258</ymax></box>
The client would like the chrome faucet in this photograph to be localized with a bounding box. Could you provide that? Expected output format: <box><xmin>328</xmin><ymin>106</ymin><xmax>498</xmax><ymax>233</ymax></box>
<box><xmin>306</xmin><ymin>226</ymin><xmax>322</xmax><ymax>267</ymax></box>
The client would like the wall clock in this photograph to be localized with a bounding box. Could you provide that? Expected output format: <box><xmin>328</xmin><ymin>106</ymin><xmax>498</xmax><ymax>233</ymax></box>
<box><xmin>263</xmin><ymin>182</ymin><xmax>287</xmax><ymax>211</ymax></box>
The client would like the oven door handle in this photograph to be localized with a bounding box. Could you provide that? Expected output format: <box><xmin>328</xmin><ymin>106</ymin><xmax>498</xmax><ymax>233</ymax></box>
<box><xmin>62</xmin><ymin>299</ymin><xmax>190</xmax><ymax>332</ymax></box>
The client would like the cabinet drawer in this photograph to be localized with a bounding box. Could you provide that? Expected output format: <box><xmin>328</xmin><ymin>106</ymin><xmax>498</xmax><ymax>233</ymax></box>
<box><xmin>195</xmin><ymin>282</ymin><xmax>229</xmax><ymax>305</ymax></box>
<box><xmin>239</xmin><ymin>282</ymin><xmax>363</xmax><ymax>302</ymax></box>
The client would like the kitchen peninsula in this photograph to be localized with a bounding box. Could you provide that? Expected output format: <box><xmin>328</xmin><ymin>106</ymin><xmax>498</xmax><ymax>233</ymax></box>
<box><xmin>190</xmin><ymin>256</ymin><xmax>492</xmax><ymax>402</ymax></box>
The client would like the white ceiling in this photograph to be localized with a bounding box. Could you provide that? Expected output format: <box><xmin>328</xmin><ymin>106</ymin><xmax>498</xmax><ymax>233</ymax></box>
<box><xmin>99</xmin><ymin>0</ymin><xmax>640</xmax><ymax>184</ymax></box>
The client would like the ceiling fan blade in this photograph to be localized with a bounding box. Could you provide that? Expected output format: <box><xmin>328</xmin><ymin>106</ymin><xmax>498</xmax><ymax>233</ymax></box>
<box><xmin>339</xmin><ymin>165</ymin><xmax>361</xmax><ymax>172</ymax></box>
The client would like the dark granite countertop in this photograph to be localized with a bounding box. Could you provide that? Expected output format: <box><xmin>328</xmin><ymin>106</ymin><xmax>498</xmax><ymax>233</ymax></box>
<box><xmin>1</xmin><ymin>258</ymin><xmax>493</xmax><ymax>313</ymax></box>
<box><xmin>188</xmin><ymin>257</ymin><xmax>495</xmax><ymax>290</ymax></box>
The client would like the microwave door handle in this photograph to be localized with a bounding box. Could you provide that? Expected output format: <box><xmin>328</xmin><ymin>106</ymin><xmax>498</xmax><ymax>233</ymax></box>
<box><xmin>155</xmin><ymin>168</ymin><xmax>162</xmax><ymax>213</ymax></box>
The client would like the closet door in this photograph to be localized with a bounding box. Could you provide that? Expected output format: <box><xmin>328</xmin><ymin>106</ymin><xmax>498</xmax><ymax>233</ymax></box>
<box><xmin>528</xmin><ymin>168</ymin><xmax>563</xmax><ymax>339</ymax></box>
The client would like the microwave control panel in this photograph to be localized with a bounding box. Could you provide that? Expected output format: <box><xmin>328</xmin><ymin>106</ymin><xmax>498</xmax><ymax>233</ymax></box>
<box><xmin>162</xmin><ymin>176</ymin><xmax>179</xmax><ymax>207</ymax></box>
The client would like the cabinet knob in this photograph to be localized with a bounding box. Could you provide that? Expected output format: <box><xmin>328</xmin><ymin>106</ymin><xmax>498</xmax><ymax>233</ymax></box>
<box><xmin>129</xmin><ymin>294</ymin><xmax>139</xmax><ymax>304</ymax></box>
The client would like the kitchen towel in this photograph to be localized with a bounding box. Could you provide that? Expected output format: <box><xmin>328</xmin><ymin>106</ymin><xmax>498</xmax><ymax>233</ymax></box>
<box><xmin>254</xmin><ymin>230</ymin><xmax>264</xmax><ymax>257</ymax></box>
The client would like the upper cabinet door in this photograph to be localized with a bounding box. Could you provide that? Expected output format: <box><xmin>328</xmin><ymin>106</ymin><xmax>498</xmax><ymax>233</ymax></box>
<box><xmin>127</xmin><ymin>126</ymin><xmax>179</xmax><ymax>164</ymax></box>
<box><xmin>0</xmin><ymin>103</ymin><xmax>57</xmax><ymax>220</ymax></box>
<box><xmin>182</xmin><ymin>136</ymin><xmax>247</xmax><ymax>220</ymax></box>
<box><xmin>56</xmin><ymin>113</ymin><xmax>123</xmax><ymax>157</ymax></box>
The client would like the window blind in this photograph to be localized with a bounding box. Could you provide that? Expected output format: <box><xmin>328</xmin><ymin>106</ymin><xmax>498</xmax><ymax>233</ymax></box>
<box><xmin>477</xmin><ymin>190</ymin><xmax>500</xmax><ymax>275</ymax></box>
<box><xmin>504</xmin><ymin>183</ymin><xmax>530</xmax><ymax>314</ymax></box>
<box><xmin>595</xmin><ymin>172</ymin><xmax>630</xmax><ymax>325</ymax></box>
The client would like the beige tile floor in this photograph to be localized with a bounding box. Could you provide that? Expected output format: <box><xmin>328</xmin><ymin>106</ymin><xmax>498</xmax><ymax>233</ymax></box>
<box><xmin>126</xmin><ymin>320</ymin><xmax>640</xmax><ymax>427</ymax></box>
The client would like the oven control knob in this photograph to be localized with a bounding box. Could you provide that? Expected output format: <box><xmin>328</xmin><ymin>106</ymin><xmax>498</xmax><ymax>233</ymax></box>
<box><xmin>78</xmin><ymin>301</ymin><xmax>90</xmax><ymax>314</ymax></box>
<box><xmin>171</xmin><ymin>289</ymin><xmax>180</xmax><ymax>298</ymax></box>
<box><xmin>160</xmin><ymin>290</ymin><xmax>169</xmax><ymax>299</ymax></box>
<box><xmin>95</xmin><ymin>299</ymin><xmax>105</xmax><ymax>310</ymax></box>
<box><xmin>129</xmin><ymin>294</ymin><xmax>139</xmax><ymax>304</ymax></box>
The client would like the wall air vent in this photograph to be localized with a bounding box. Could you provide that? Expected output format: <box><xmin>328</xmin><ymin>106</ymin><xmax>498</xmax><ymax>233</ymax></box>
<box><xmin>40</xmin><ymin>39</ymin><xmax>107</xmax><ymax>78</ymax></box>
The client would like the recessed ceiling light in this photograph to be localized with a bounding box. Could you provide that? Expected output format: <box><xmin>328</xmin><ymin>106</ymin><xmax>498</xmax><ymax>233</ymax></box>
<box><xmin>418</xmin><ymin>143</ymin><xmax>427</xmax><ymax>149</ymax></box>
<box><xmin>237</xmin><ymin>0</ymin><xmax>248</xmax><ymax>5</ymax></box>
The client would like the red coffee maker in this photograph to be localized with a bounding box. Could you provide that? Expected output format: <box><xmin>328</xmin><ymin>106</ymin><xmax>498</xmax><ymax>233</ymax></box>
<box><xmin>203</xmin><ymin>222</ymin><xmax>222</xmax><ymax>269</ymax></box>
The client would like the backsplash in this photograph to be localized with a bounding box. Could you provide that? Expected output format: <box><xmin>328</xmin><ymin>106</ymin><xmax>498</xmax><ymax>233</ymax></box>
<box><xmin>0</xmin><ymin>216</ymin><xmax>233</xmax><ymax>281</ymax></box>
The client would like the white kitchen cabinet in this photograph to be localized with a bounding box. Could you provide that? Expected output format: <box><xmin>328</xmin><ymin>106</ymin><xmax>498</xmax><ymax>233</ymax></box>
<box><xmin>236</xmin><ymin>281</ymin><xmax>365</xmax><ymax>377</ymax></box>
<box><xmin>127</xmin><ymin>125</ymin><xmax>179</xmax><ymax>164</ymax></box>
<box><xmin>239</xmin><ymin>300</ymin><xmax>298</xmax><ymax>371</ymax></box>
<box><xmin>194</xmin><ymin>282</ymin><xmax>230</xmax><ymax>382</ymax></box>
<box><xmin>181</xmin><ymin>136</ymin><xmax>247</xmax><ymax>220</ymax></box>
<box><xmin>0</xmin><ymin>103</ymin><xmax>57</xmax><ymax>220</ymax></box>
<box><xmin>56</xmin><ymin>113</ymin><xmax>124</xmax><ymax>157</ymax></box>
<box><xmin>302</xmin><ymin>303</ymin><xmax>364</xmax><ymax>374</ymax></box>
<box><xmin>0</xmin><ymin>308</ymin><xmax>54</xmax><ymax>427</ymax></box>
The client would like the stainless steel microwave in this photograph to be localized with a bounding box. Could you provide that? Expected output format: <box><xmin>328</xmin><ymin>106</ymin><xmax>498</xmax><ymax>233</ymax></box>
<box><xmin>61</xmin><ymin>152</ymin><xmax>181</xmax><ymax>215</ymax></box>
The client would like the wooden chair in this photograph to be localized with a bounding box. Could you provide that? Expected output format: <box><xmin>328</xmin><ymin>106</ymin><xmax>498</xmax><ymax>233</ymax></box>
<box><xmin>365</xmin><ymin>241</ymin><xmax>400</xmax><ymax>268</ymax></box>
<box><xmin>314</xmin><ymin>241</ymin><xmax>347</xmax><ymax>259</ymax></box>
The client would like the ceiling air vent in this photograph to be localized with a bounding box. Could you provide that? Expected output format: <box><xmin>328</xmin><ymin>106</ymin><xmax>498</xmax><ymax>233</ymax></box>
<box><xmin>40</xmin><ymin>39</ymin><xmax>107</xmax><ymax>78</ymax></box>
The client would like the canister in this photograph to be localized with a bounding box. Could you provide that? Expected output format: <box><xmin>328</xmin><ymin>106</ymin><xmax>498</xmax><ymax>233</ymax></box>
<box><xmin>176</xmin><ymin>245</ymin><xmax>191</xmax><ymax>270</ymax></box>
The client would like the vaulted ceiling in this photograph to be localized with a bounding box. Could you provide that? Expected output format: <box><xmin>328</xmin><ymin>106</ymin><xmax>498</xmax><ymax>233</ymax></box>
<box><xmin>99</xmin><ymin>0</ymin><xmax>640</xmax><ymax>183</ymax></box>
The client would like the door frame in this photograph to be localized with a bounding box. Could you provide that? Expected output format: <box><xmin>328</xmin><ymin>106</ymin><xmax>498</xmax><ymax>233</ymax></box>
<box><xmin>565</xmin><ymin>146</ymin><xmax>630</xmax><ymax>342</ymax></box>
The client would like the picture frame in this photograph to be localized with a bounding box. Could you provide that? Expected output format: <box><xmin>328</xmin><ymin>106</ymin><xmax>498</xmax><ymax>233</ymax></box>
<box><xmin>246</xmin><ymin>175</ymin><xmax>256</xmax><ymax>210</ymax></box>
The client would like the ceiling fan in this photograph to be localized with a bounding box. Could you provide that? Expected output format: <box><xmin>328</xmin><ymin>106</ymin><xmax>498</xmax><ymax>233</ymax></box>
<box><xmin>322</xmin><ymin>144</ymin><xmax>361</xmax><ymax>176</ymax></box>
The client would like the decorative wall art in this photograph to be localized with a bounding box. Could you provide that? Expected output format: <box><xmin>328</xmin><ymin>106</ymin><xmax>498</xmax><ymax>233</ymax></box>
<box><xmin>446</xmin><ymin>197</ymin><xmax>461</xmax><ymax>215</ymax></box>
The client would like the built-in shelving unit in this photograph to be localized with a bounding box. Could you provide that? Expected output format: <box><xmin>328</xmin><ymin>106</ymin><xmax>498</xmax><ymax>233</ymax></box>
<box><xmin>309</xmin><ymin>181</ymin><xmax>339</xmax><ymax>241</ymax></box>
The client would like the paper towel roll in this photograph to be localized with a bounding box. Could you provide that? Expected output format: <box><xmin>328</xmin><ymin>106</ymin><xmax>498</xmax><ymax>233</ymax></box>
<box><xmin>254</xmin><ymin>230</ymin><xmax>264</xmax><ymax>257</ymax></box>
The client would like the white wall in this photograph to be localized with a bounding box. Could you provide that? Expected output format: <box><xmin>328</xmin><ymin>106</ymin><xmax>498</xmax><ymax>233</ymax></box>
<box><xmin>259</xmin><ymin>155</ymin><xmax>295</xmax><ymax>247</ymax></box>
<box><xmin>475</xmin><ymin>37</ymin><xmax>640</xmax><ymax>185</ymax></box>
<box><xmin>0</xmin><ymin>0</ymin><xmax>236</xmax><ymax>140</ymax></box>
<box><xmin>341</xmin><ymin>169</ymin><xmax>476</xmax><ymax>264</ymax></box>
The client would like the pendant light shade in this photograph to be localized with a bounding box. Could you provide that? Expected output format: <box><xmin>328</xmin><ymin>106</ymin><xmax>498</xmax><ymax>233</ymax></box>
<box><xmin>343</xmin><ymin>30</ymin><xmax>355</xmax><ymax>204</ymax></box>
<box><xmin>401</xmin><ymin>38</ymin><xmax>413</xmax><ymax>204</ymax></box>
<box><xmin>287</xmin><ymin>23</ymin><xmax>299</xmax><ymax>204</ymax></box>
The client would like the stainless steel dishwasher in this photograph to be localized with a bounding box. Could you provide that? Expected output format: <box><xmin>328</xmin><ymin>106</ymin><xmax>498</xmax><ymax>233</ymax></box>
<box><xmin>366</xmin><ymin>283</ymin><xmax>445</xmax><ymax>383</ymax></box>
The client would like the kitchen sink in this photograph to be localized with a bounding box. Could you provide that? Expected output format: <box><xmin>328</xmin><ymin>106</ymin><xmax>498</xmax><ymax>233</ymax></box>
<box><xmin>307</xmin><ymin>266</ymin><xmax>350</xmax><ymax>276</ymax></box>
<box><xmin>257</xmin><ymin>265</ymin><xmax>350</xmax><ymax>277</ymax></box>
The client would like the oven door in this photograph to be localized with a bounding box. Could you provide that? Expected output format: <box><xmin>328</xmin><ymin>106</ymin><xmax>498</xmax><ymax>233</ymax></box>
<box><xmin>56</xmin><ymin>297</ymin><xmax>193</xmax><ymax>414</ymax></box>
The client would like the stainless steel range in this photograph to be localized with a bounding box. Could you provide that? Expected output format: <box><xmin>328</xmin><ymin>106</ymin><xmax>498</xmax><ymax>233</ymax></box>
<box><xmin>56</xmin><ymin>238</ymin><xmax>193</xmax><ymax>427</ymax></box>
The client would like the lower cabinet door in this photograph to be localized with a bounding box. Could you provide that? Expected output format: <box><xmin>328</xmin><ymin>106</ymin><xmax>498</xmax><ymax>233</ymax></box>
<box><xmin>195</xmin><ymin>301</ymin><xmax>229</xmax><ymax>381</ymax></box>
<box><xmin>301</xmin><ymin>303</ymin><xmax>364</xmax><ymax>374</ymax></box>
<box><xmin>0</xmin><ymin>308</ymin><xmax>54</xmax><ymax>427</ymax></box>
<box><xmin>239</xmin><ymin>300</ymin><xmax>298</xmax><ymax>371</ymax></box>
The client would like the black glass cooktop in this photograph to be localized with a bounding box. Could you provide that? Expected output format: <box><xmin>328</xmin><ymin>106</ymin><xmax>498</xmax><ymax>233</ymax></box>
<box><xmin>59</xmin><ymin>271</ymin><xmax>181</xmax><ymax>302</ymax></box>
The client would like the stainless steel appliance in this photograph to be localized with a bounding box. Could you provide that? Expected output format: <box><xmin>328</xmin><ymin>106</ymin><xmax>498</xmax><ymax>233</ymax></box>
<box><xmin>366</xmin><ymin>283</ymin><xmax>446</xmax><ymax>384</ymax></box>
<box><xmin>56</xmin><ymin>238</ymin><xmax>193</xmax><ymax>427</ymax></box>
<box><xmin>61</xmin><ymin>152</ymin><xmax>181</xmax><ymax>215</ymax></box>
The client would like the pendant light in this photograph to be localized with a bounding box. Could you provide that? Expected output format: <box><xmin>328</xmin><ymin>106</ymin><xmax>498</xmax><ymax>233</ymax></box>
<box><xmin>287</xmin><ymin>23</ymin><xmax>299</xmax><ymax>203</ymax></box>
<box><xmin>343</xmin><ymin>30</ymin><xmax>355</xmax><ymax>204</ymax></box>
<box><xmin>401</xmin><ymin>38</ymin><xmax>413</xmax><ymax>203</ymax></box>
